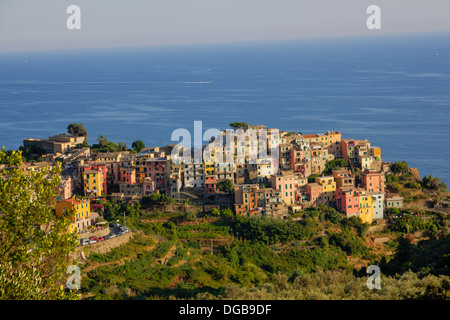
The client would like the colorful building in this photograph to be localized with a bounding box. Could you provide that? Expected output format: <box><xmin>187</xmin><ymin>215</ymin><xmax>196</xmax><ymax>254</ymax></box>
<box><xmin>83</xmin><ymin>163</ymin><xmax>108</xmax><ymax>194</ymax></box>
<box><xmin>306</xmin><ymin>183</ymin><xmax>323</xmax><ymax>207</ymax></box>
<box><xmin>385</xmin><ymin>194</ymin><xmax>403</xmax><ymax>209</ymax></box>
<box><xmin>361</xmin><ymin>170</ymin><xmax>386</xmax><ymax>194</ymax></box>
<box><xmin>234</xmin><ymin>184</ymin><xmax>259</xmax><ymax>216</ymax></box>
<box><xmin>119</xmin><ymin>168</ymin><xmax>136</xmax><ymax>184</ymax></box>
<box><xmin>82</xmin><ymin>169</ymin><xmax>104</xmax><ymax>197</ymax></box>
<box><xmin>58</xmin><ymin>175</ymin><xmax>74</xmax><ymax>200</ymax></box>
<box><xmin>372</xmin><ymin>193</ymin><xmax>384</xmax><ymax>220</ymax></box>
<box><xmin>332</xmin><ymin>168</ymin><xmax>355</xmax><ymax>188</ymax></box>
<box><xmin>205</xmin><ymin>175</ymin><xmax>217</xmax><ymax>194</ymax></box>
<box><xmin>335</xmin><ymin>186</ymin><xmax>360</xmax><ymax>218</ymax></box>
<box><xmin>302</xmin><ymin>131</ymin><xmax>342</xmax><ymax>157</ymax></box>
<box><xmin>341</xmin><ymin>138</ymin><xmax>381</xmax><ymax>170</ymax></box>
<box><xmin>270</xmin><ymin>172</ymin><xmax>300</xmax><ymax>205</ymax></box>
<box><xmin>315</xmin><ymin>176</ymin><xmax>336</xmax><ymax>206</ymax></box>
<box><xmin>55</xmin><ymin>198</ymin><xmax>92</xmax><ymax>233</ymax></box>
<box><xmin>184</xmin><ymin>163</ymin><xmax>204</xmax><ymax>188</ymax></box>
<box><xmin>358</xmin><ymin>190</ymin><xmax>374</xmax><ymax>224</ymax></box>
<box><xmin>135</xmin><ymin>157</ymin><xmax>168</xmax><ymax>190</ymax></box>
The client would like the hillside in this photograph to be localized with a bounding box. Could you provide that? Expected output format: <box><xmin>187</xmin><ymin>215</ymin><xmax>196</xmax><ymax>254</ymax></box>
<box><xmin>79</xmin><ymin>204</ymin><xmax>450</xmax><ymax>300</ymax></box>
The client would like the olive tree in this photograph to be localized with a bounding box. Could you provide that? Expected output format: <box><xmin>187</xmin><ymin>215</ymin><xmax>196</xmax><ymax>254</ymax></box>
<box><xmin>0</xmin><ymin>147</ymin><xmax>79</xmax><ymax>299</ymax></box>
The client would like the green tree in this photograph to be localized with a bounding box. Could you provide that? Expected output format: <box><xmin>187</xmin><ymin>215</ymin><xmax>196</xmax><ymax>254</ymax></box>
<box><xmin>325</xmin><ymin>208</ymin><xmax>344</xmax><ymax>225</ymax></box>
<box><xmin>390</xmin><ymin>161</ymin><xmax>409</xmax><ymax>175</ymax></box>
<box><xmin>97</xmin><ymin>135</ymin><xmax>107</xmax><ymax>147</ymax></box>
<box><xmin>132</xmin><ymin>140</ymin><xmax>145</xmax><ymax>153</ymax></box>
<box><xmin>422</xmin><ymin>175</ymin><xmax>447</xmax><ymax>190</ymax></box>
<box><xmin>229</xmin><ymin>122</ymin><xmax>249</xmax><ymax>129</ymax></box>
<box><xmin>0</xmin><ymin>148</ymin><xmax>79</xmax><ymax>299</ymax></box>
<box><xmin>67</xmin><ymin>123</ymin><xmax>87</xmax><ymax>137</ymax></box>
<box><xmin>308</xmin><ymin>174</ymin><xmax>320</xmax><ymax>183</ymax></box>
<box><xmin>216</xmin><ymin>179</ymin><xmax>234</xmax><ymax>193</ymax></box>
<box><xmin>118</xmin><ymin>142</ymin><xmax>129</xmax><ymax>152</ymax></box>
<box><xmin>18</xmin><ymin>143</ymin><xmax>46</xmax><ymax>162</ymax></box>
<box><xmin>210</xmin><ymin>208</ymin><xmax>221</xmax><ymax>216</ymax></box>
<box><xmin>324</xmin><ymin>159</ymin><xmax>349</xmax><ymax>174</ymax></box>
<box><xmin>221</xmin><ymin>208</ymin><xmax>234</xmax><ymax>218</ymax></box>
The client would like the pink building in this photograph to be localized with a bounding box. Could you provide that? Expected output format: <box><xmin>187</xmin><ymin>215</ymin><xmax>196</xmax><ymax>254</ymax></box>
<box><xmin>270</xmin><ymin>173</ymin><xmax>300</xmax><ymax>205</ymax></box>
<box><xmin>120</xmin><ymin>168</ymin><xmax>136</xmax><ymax>184</ymax></box>
<box><xmin>305</xmin><ymin>183</ymin><xmax>323</xmax><ymax>207</ymax></box>
<box><xmin>335</xmin><ymin>186</ymin><xmax>360</xmax><ymax>217</ymax></box>
<box><xmin>205</xmin><ymin>175</ymin><xmax>217</xmax><ymax>194</ymax></box>
<box><xmin>361</xmin><ymin>170</ymin><xmax>385</xmax><ymax>194</ymax></box>
<box><xmin>58</xmin><ymin>175</ymin><xmax>74</xmax><ymax>200</ymax></box>
<box><xmin>290</xmin><ymin>147</ymin><xmax>310</xmax><ymax>176</ymax></box>
<box><xmin>143</xmin><ymin>178</ymin><xmax>156</xmax><ymax>196</ymax></box>
<box><xmin>136</xmin><ymin>157</ymin><xmax>167</xmax><ymax>191</ymax></box>
<box><xmin>341</xmin><ymin>139</ymin><xmax>358</xmax><ymax>162</ymax></box>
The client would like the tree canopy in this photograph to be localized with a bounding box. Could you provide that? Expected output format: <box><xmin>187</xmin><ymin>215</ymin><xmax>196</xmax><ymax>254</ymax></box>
<box><xmin>229</xmin><ymin>122</ymin><xmax>249</xmax><ymax>129</ymax></box>
<box><xmin>92</xmin><ymin>135</ymin><xmax>128</xmax><ymax>153</ymax></box>
<box><xmin>132</xmin><ymin>140</ymin><xmax>145</xmax><ymax>153</ymax></box>
<box><xmin>0</xmin><ymin>148</ymin><xmax>79</xmax><ymax>299</ymax></box>
<box><xmin>216</xmin><ymin>179</ymin><xmax>234</xmax><ymax>193</ymax></box>
<box><xmin>422</xmin><ymin>175</ymin><xmax>447</xmax><ymax>190</ymax></box>
<box><xmin>67</xmin><ymin>123</ymin><xmax>88</xmax><ymax>137</ymax></box>
<box><xmin>390</xmin><ymin>161</ymin><xmax>409</xmax><ymax>175</ymax></box>
<box><xmin>324</xmin><ymin>159</ymin><xmax>350</xmax><ymax>174</ymax></box>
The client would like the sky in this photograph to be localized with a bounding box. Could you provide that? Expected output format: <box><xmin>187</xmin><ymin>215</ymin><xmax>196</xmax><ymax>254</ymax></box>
<box><xmin>1</xmin><ymin>0</ymin><xmax>450</xmax><ymax>52</ymax></box>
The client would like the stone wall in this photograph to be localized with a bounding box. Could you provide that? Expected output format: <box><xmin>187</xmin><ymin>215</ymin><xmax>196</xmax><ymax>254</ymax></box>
<box><xmin>78</xmin><ymin>226</ymin><xmax>110</xmax><ymax>240</ymax></box>
<box><xmin>74</xmin><ymin>232</ymin><xmax>133</xmax><ymax>259</ymax></box>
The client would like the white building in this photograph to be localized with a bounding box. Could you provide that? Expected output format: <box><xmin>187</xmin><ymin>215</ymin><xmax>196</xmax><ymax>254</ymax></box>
<box><xmin>372</xmin><ymin>193</ymin><xmax>384</xmax><ymax>219</ymax></box>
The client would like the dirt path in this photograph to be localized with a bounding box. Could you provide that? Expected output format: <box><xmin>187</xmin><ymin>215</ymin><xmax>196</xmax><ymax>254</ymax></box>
<box><xmin>157</xmin><ymin>245</ymin><xmax>177</xmax><ymax>265</ymax></box>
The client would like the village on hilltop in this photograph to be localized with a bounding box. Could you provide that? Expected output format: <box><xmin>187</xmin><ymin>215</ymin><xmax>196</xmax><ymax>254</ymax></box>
<box><xmin>2</xmin><ymin>124</ymin><xmax>412</xmax><ymax>234</ymax></box>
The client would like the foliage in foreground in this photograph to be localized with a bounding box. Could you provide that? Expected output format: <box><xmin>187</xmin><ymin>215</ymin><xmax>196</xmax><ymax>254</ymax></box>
<box><xmin>0</xmin><ymin>147</ymin><xmax>79</xmax><ymax>300</ymax></box>
<box><xmin>196</xmin><ymin>269</ymin><xmax>450</xmax><ymax>300</ymax></box>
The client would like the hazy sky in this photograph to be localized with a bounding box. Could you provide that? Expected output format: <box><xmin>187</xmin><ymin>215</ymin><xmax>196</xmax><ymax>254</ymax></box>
<box><xmin>1</xmin><ymin>0</ymin><xmax>450</xmax><ymax>52</ymax></box>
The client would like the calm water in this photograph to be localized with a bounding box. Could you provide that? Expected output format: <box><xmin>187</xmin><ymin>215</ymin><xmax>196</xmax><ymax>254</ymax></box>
<box><xmin>0</xmin><ymin>32</ymin><xmax>449</xmax><ymax>184</ymax></box>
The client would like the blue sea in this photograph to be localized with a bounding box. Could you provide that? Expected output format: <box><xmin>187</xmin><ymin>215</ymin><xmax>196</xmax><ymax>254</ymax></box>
<box><xmin>0</xmin><ymin>32</ymin><xmax>449</xmax><ymax>184</ymax></box>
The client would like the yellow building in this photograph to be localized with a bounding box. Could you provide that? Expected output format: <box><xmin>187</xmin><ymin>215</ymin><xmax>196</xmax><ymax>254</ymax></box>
<box><xmin>204</xmin><ymin>160</ymin><xmax>215</xmax><ymax>176</ymax></box>
<box><xmin>55</xmin><ymin>198</ymin><xmax>91</xmax><ymax>233</ymax></box>
<box><xmin>358</xmin><ymin>191</ymin><xmax>373</xmax><ymax>224</ymax></box>
<box><xmin>83</xmin><ymin>169</ymin><xmax>104</xmax><ymax>197</ymax></box>
<box><xmin>203</xmin><ymin>143</ymin><xmax>218</xmax><ymax>176</ymax></box>
<box><xmin>303</xmin><ymin>131</ymin><xmax>342</xmax><ymax>156</ymax></box>
<box><xmin>315</xmin><ymin>176</ymin><xmax>336</xmax><ymax>206</ymax></box>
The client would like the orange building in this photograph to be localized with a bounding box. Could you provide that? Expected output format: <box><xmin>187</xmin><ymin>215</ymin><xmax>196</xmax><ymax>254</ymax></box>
<box><xmin>234</xmin><ymin>184</ymin><xmax>259</xmax><ymax>216</ymax></box>
<box><xmin>302</xmin><ymin>131</ymin><xmax>341</xmax><ymax>156</ymax></box>
<box><xmin>306</xmin><ymin>183</ymin><xmax>323</xmax><ymax>207</ymax></box>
